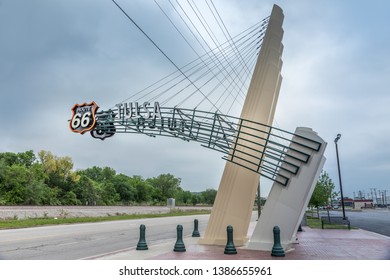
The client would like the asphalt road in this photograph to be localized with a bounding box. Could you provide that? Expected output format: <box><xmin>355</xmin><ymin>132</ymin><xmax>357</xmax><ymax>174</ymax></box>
<box><xmin>323</xmin><ymin>209</ymin><xmax>390</xmax><ymax>237</ymax></box>
<box><xmin>2</xmin><ymin>209</ymin><xmax>389</xmax><ymax>260</ymax></box>
<box><xmin>0</xmin><ymin>214</ymin><xmax>210</xmax><ymax>260</ymax></box>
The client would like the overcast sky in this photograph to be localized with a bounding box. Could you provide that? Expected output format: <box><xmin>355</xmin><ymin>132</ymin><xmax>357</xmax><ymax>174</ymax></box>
<box><xmin>1</xmin><ymin>0</ymin><xmax>389</xmax><ymax>199</ymax></box>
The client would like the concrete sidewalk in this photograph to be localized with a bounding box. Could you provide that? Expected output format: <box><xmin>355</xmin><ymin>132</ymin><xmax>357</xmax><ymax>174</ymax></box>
<box><xmin>93</xmin><ymin>225</ymin><xmax>390</xmax><ymax>260</ymax></box>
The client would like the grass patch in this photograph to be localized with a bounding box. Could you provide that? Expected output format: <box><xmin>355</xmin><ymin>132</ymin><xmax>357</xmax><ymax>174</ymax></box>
<box><xmin>0</xmin><ymin>209</ymin><xmax>211</xmax><ymax>230</ymax></box>
<box><xmin>306</xmin><ymin>216</ymin><xmax>322</xmax><ymax>228</ymax></box>
<box><xmin>306</xmin><ymin>216</ymin><xmax>355</xmax><ymax>229</ymax></box>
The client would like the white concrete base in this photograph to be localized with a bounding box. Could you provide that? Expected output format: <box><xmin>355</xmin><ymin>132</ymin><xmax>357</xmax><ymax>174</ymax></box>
<box><xmin>247</xmin><ymin>127</ymin><xmax>326</xmax><ymax>251</ymax></box>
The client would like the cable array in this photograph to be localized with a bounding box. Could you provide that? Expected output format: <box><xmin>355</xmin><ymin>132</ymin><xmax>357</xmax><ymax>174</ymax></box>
<box><xmin>111</xmin><ymin>0</ymin><xmax>269</xmax><ymax>117</ymax></box>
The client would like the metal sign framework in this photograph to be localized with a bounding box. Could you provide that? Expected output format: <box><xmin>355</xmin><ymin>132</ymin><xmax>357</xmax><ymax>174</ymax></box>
<box><xmin>80</xmin><ymin>104</ymin><xmax>322</xmax><ymax>186</ymax></box>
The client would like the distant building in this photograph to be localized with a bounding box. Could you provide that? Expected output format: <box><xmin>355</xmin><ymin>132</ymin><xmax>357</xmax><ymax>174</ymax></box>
<box><xmin>354</xmin><ymin>199</ymin><xmax>374</xmax><ymax>209</ymax></box>
<box><xmin>333</xmin><ymin>197</ymin><xmax>375</xmax><ymax>209</ymax></box>
<box><xmin>343</xmin><ymin>198</ymin><xmax>354</xmax><ymax>208</ymax></box>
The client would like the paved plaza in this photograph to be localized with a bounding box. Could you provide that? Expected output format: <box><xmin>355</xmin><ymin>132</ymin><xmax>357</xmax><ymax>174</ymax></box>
<box><xmin>95</xmin><ymin>224</ymin><xmax>390</xmax><ymax>260</ymax></box>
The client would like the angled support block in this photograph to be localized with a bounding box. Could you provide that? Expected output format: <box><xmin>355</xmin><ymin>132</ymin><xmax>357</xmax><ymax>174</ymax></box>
<box><xmin>247</xmin><ymin>127</ymin><xmax>327</xmax><ymax>251</ymax></box>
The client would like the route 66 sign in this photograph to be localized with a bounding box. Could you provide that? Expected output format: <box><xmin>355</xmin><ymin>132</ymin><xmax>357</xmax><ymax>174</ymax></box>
<box><xmin>69</xmin><ymin>102</ymin><xmax>99</xmax><ymax>134</ymax></box>
<box><xmin>90</xmin><ymin>111</ymin><xmax>116</xmax><ymax>140</ymax></box>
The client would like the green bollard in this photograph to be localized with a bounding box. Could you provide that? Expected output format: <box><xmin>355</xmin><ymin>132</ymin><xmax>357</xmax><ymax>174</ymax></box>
<box><xmin>224</xmin><ymin>225</ymin><xmax>237</xmax><ymax>254</ymax></box>
<box><xmin>136</xmin><ymin>224</ymin><xmax>148</xmax><ymax>250</ymax></box>
<box><xmin>173</xmin><ymin>225</ymin><xmax>186</xmax><ymax>252</ymax></box>
<box><xmin>192</xmin><ymin>219</ymin><xmax>200</xmax><ymax>237</ymax></box>
<box><xmin>271</xmin><ymin>226</ymin><xmax>285</xmax><ymax>257</ymax></box>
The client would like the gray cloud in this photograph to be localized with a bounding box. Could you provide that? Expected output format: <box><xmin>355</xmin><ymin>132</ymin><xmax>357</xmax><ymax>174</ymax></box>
<box><xmin>1</xmin><ymin>0</ymin><xmax>389</xmax><ymax>196</ymax></box>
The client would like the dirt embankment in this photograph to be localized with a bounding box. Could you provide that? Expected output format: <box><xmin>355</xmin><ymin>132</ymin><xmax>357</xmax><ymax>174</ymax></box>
<box><xmin>0</xmin><ymin>206</ymin><xmax>212</xmax><ymax>220</ymax></box>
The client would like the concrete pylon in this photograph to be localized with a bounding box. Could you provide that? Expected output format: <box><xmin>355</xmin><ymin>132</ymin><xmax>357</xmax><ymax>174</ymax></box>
<box><xmin>199</xmin><ymin>4</ymin><xmax>284</xmax><ymax>246</ymax></box>
<box><xmin>248</xmin><ymin>127</ymin><xmax>327</xmax><ymax>251</ymax></box>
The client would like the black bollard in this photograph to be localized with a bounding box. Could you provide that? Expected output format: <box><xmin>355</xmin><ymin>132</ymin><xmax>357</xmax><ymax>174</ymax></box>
<box><xmin>136</xmin><ymin>224</ymin><xmax>148</xmax><ymax>250</ymax></box>
<box><xmin>192</xmin><ymin>219</ymin><xmax>200</xmax><ymax>237</ymax></box>
<box><xmin>173</xmin><ymin>225</ymin><xmax>186</xmax><ymax>252</ymax></box>
<box><xmin>224</xmin><ymin>225</ymin><xmax>237</xmax><ymax>254</ymax></box>
<box><xmin>271</xmin><ymin>226</ymin><xmax>285</xmax><ymax>257</ymax></box>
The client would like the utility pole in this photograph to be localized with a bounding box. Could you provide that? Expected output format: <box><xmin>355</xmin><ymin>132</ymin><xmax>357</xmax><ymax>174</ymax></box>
<box><xmin>382</xmin><ymin>191</ymin><xmax>385</xmax><ymax>207</ymax></box>
<box><xmin>334</xmin><ymin>134</ymin><xmax>346</xmax><ymax>220</ymax></box>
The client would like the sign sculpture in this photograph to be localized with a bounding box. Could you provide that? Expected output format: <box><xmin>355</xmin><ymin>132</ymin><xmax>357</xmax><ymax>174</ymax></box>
<box><xmin>69</xmin><ymin>4</ymin><xmax>327</xmax><ymax>252</ymax></box>
<box><xmin>70</xmin><ymin>102</ymin><xmax>322</xmax><ymax>187</ymax></box>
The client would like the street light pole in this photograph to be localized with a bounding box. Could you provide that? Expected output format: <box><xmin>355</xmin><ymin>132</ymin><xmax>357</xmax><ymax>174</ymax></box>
<box><xmin>257</xmin><ymin>181</ymin><xmax>261</xmax><ymax>219</ymax></box>
<box><xmin>334</xmin><ymin>133</ymin><xmax>346</xmax><ymax>219</ymax></box>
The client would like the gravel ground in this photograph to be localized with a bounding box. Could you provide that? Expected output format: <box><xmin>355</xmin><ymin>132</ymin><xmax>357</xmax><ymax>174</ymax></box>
<box><xmin>0</xmin><ymin>206</ymin><xmax>212</xmax><ymax>220</ymax></box>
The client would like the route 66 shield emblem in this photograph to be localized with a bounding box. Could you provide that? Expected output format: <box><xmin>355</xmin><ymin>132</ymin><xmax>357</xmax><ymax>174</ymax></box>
<box><xmin>69</xmin><ymin>101</ymin><xmax>99</xmax><ymax>134</ymax></box>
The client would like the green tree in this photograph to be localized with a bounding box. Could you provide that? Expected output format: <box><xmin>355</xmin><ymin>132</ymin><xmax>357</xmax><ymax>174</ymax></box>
<box><xmin>147</xmin><ymin>173</ymin><xmax>181</xmax><ymax>202</ymax></box>
<box><xmin>131</xmin><ymin>176</ymin><xmax>154</xmax><ymax>204</ymax></box>
<box><xmin>97</xmin><ymin>181</ymin><xmax>120</xmax><ymax>205</ymax></box>
<box><xmin>79</xmin><ymin>166</ymin><xmax>122</xmax><ymax>205</ymax></box>
<box><xmin>38</xmin><ymin>150</ymin><xmax>80</xmax><ymax>191</ymax></box>
<box><xmin>73</xmin><ymin>174</ymin><xmax>100</xmax><ymax>206</ymax></box>
<box><xmin>24</xmin><ymin>180</ymin><xmax>49</xmax><ymax>205</ymax></box>
<box><xmin>61</xmin><ymin>191</ymin><xmax>81</xmax><ymax>205</ymax></box>
<box><xmin>111</xmin><ymin>174</ymin><xmax>136</xmax><ymax>204</ymax></box>
<box><xmin>0</xmin><ymin>150</ymin><xmax>224</xmax><ymax>207</ymax></box>
<box><xmin>81</xmin><ymin>166</ymin><xmax>116</xmax><ymax>183</ymax></box>
<box><xmin>175</xmin><ymin>189</ymin><xmax>193</xmax><ymax>205</ymax></box>
<box><xmin>309</xmin><ymin>171</ymin><xmax>335</xmax><ymax>216</ymax></box>
<box><xmin>190</xmin><ymin>193</ymin><xmax>201</xmax><ymax>206</ymax></box>
<box><xmin>0</xmin><ymin>151</ymin><xmax>58</xmax><ymax>205</ymax></box>
<box><xmin>201</xmin><ymin>188</ymin><xmax>218</xmax><ymax>205</ymax></box>
<box><xmin>16</xmin><ymin>150</ymin><xmax>36</xmax><ymax>167</ymax></box>
<box><xmin>0</xmin><ymin>152</ymin><xmax>18</xmax><ymax>166</ymax></box>
<box><xmin>0</xmin><ymin>164</ymin><xmax>31</xmax><ymax>205</ymax></box>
